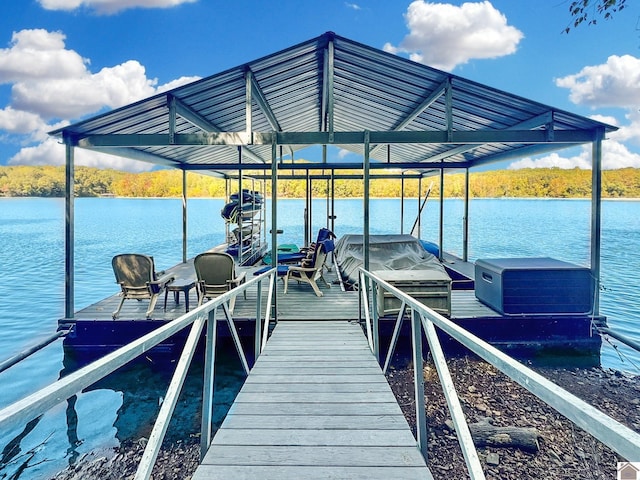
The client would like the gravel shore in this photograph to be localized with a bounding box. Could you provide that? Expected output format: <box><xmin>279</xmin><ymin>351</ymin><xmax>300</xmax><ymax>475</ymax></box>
<box><xmin>50</xmin><ymin>355</ymin><xmax>639</xmax><ymax>480</ymax></box>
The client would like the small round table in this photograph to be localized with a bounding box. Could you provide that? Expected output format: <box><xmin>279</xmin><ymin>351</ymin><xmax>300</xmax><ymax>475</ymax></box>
<box><xmin>164</xmin><ymin>277</ymin><xmax>197</xmax><ymax>313</ymax></box>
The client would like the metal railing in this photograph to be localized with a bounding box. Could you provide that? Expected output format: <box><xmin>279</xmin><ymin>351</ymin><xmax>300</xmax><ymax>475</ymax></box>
<box><xmin>0</xmin><ymin>268</ymin><xmax>277</xmax><ymax>480</ymax></box>
<box><xmin>359</xmin><ymin>268</ymin><xmax>640</xmax><ymax>479</ymax></box>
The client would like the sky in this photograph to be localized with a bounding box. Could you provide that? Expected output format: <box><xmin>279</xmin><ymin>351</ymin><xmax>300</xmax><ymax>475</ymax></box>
<box><xmin>0</xmin><ymin>0</ymin><xmax>638</xmax><ymax>172</ymax></box>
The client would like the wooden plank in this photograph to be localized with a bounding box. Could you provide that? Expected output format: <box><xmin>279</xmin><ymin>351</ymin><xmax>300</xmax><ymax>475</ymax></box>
<box><xmin>192</xmin><ymin>465</ymin><xmax>431</xmax><ymax>480</ymax></box>
<box><xmin>240</xmin><ymin>382</ymin><xmax>392</xmax><ymax>393</ymax></box>
<box><xmin>255</xmin><ymin>355</ymin><xmax>372</xmax><ymax>363</ymax></box>
<box><xmin>211</xmin><ymin>428</ymin><xmax>418</xmax><ymax>446</ymax></box>
<box><xmin>201</xmin><ymin>445</ymin><xmax>427</xmax><ymax>467</ymax></box>
<box><xmin>226</xmin><ymin>402</ymin><xmax>405</xmax><ymax>416</ymax></box>
<box><xmin>221</xmin><ymin>414</ymin><xmax>409</xmax><ymax>430</ymax></box>
<box><xmin>249</xmin><ymin>366</ymin><xmax>382</xmax><ymax>375</ymax></box>
<box><xmin>263</xmin><ymin>343</ymin><xmax>370</xmax><ymax>350</ymax></box>
<box><xmin>259</xmin><ymin>349</ymin><xmax>371</xmax><ymax>357</ymax></box>
<box><xmin>233</xmin><ymin>391</ymin><xmax>395</xmax><ymax>403</ymax></box>
<box><xmin>194</xmin><ymin>319</ymin><xmax>432</xmax><ymax>479</ymax></box>
<box><xmin>254</xmin><ymin>358</ymin><xmax>375</xmax><ymax>367</ymax></box>
<box><xmin>243</xmin><ymin>374</ymin><xmax>386</xmax><ymax>384</ymax></box>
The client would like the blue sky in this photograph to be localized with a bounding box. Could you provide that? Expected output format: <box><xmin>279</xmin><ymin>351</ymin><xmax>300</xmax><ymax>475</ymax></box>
<box><xmin>0</xmin><ymin>0</ymin><xmax>638</xmax><ymax>171</ymax></box>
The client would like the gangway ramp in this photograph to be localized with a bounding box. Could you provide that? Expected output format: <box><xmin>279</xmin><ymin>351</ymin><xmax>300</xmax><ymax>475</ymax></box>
<box><xmin>193</xmin><ymin>320</ymin><xmax>433</xmax><ymax>479</ymax></box>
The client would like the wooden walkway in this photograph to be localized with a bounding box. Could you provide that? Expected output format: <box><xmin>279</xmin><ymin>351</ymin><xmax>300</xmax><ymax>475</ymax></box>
<box><xmin>192</xmin><ymin>320</ymin><xmax>433</xmax><ymax>480</ymax></box>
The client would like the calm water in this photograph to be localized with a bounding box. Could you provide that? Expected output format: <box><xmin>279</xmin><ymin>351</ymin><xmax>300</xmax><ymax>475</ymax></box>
<box><xmin>0</xmin><ymin>197</ymin><xmax>639</xmax><ymax>478</ymax></box>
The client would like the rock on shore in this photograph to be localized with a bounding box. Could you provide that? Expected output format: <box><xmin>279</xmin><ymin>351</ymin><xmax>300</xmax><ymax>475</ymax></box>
<box><xmin>386</xmin><ymin>355</ymin><xmax>639</xmax><ymax>480</ymax></box>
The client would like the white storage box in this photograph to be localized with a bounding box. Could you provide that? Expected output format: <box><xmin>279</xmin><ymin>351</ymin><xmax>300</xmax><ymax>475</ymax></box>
<box><xmin>375</xmin><ymin>269</ymin><xmax>452</xmax><ymax>317</ymax></box>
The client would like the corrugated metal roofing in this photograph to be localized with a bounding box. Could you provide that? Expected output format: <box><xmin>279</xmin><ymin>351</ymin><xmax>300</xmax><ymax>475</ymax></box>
<box><xmin>49</xmin><ymin>32</ymin><xmax>616</xmax><ymax>174</ymax></box>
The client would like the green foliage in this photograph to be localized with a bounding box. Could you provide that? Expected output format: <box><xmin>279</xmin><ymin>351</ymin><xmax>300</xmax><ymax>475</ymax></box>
<box><xmin>1</xmin><ymin>165</ymin><xmax>640</xmax><ymax>199</ymax></box>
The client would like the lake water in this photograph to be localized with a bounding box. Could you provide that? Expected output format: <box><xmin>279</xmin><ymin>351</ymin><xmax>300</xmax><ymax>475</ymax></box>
<box><xmin>0</xmin><ymin>197</ymin><xmax>639</xmax><ymax>478</ymax></box>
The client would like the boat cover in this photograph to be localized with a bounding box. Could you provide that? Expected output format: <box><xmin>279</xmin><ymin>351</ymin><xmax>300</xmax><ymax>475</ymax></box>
<box><xmin>335</xmin><ymin>234</ymin><xmax>447</xmax><ymax>285</ymax></box>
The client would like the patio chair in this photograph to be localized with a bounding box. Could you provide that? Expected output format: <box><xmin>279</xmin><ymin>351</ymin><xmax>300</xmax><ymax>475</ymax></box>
<box><xmin>284</xmin><ymin>239</ymin><xmax>333</xmax><ymax>297</ymax></box>
<box><xmin>194</xmin><ymin>252</ymin><xmax>247</xmax><ymax>312</ymax></box>
<box><xmin>264</xmin><ymin>228</ymin><xmax>336</xmax><ymax>265</ymax></box>
<box><xmin>111</xmin><ymin>254</ymin><xmax>175</xmax><ymax>319</ymax></box>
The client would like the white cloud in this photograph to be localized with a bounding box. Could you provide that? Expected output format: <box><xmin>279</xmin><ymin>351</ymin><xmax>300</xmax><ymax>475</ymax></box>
<box><xmin>155</xmin><ymin>75</ymin><xmax>202</xmax><ymax>94</ymax></box>
<box><xmin>606</xmin><ymin>109</ymin><xmax>640</xmax><ymax>148</ymax></box>
<box><xmin>509</xmin><ymin>139</ymin><xmax>640</xmax><ymax>171</ymax></box>
<box><xmin>555</xmin><ymin>55</ymin><xmax>640</xmax><ymax>108</ymax></box>
<box><xmin>384</xmin><ymin>1</ymin><xmax>523</xmax><ymax>71</ymax></box>
<box><xmin>345</xmin><ymin>2</ymin><xmax>361</xmax><ymax>10</ymax></box>
<box><xmin>509</xmin><ymin>151</ymin><xmax>591</xmax><ymax>170</ymax></box>
<box><xmin>0</xmin><ymin>28</ymin><xmax>201</xmax><ymax>171</ymax></box>
<box><xmin>337</xmin><ymin>148</ymin><xmax>353</xmax><ymax>159</ymax></box>
<box><xmin>11</xmin><ymin>60</ymin><xmax>159</xmax><ymax>119</ymax></box>
<box><xmin>517</xmin><ymin>55</ymin><xmax>640</xmax><ymax>171</ymax></box>
<box><xmin>8</xmin><ymin>138</ymin><xmax>154</xmax><ymax>172</ymax></box>
<box><xmin>38</xmin><ymin>0</ymin><xmax>197</xmax><ymax>15</ymax></box>
<box><xmin>0</xmin><ymin>107</ymin><xmax>48</xmax><ymax>135</ymax></box>
<box><xmin>0</xmin><ymin>29</ymin><xmax>88</xmax><ymax>84</ymax></box>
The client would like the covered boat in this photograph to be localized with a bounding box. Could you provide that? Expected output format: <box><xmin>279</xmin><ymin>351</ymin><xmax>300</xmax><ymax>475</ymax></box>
<box><xmin>335</xmin><ymin>234</ymin><xmax>448</xmax><ymax>287</ymax></box>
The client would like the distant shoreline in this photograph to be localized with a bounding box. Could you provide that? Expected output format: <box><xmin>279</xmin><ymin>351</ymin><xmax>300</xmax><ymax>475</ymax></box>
<box><xmin>2</xmin><ymin>195</ymin><xmax>640</xmax><ymax>201</ymax></box>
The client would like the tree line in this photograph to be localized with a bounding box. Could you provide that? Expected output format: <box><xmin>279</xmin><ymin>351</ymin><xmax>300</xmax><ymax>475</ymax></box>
<box><xmin>1</xmin><ymin>165</ymin><xmax>639</xmax><ymax>199</ymax></box>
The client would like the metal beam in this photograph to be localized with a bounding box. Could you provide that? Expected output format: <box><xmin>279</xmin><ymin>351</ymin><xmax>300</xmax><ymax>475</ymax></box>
<box><xmin>248</xmin><ymin>69</ymin><xmax>281</xmax><ymax>131</ymax></box>
<box><xmin>463</xmin><ymin>168</ymin><xmax>470</xmax><ymax>262</ymax></box>
<box><xmin>422</xmin><ymin>110</ymin><xmax>556</xmax><ymax>164</ymax></box>
<box><xmin>369</xmin><ymin>77</ymin><xmax>449</xmax><ymax>156</ymax></box>
<box><xmin>274</xmin><ymin>129</ymin><xmax>596</xmax><ymax>145</ymax></box>
<box><xmin>245</xmin><ymin>71</ymin><xmax>252</xmax><ymax>134</ymax></box>
<box><xmin>182</xmin><ymin>169</ymin><xmax>187</xmax><ymax>263</ymax></box>
<box><xmin>169</xmin><ymin>94</ymin><xmax>219</xmax><ymax>133</ymax></box>
<box><xmin>446</xmin><ymin>78</ymin><xmax>453</xmax><ymax>143</ymax></box>
<box><xmin>75</xmin><ymin>129</ymin><xmax>597</xmax><ymax>149</ymax></box>
<box><xmin>82</xmin><ymin>146</ymin><xmax>184</xmax><ymax>168</ymax></box>
<box><xmin>64</xmin><ymin>136</ymin><xmax>74</xmax><ymax>319</ymax></box>
<box><xmin>323</xmin><ymin>36</ymin><xmax>335</xmax><ymax>137</ymax></box>
<box><xmin>591</xmin><ymin>128</ymin><xmax>604</xmax><ymax>314</ymax></box>
<box><xmin>171</xmin><ymin>92</ymin><xmax>269</xmax><ymax>165</ymax></box>
<box><xmin>181</xmin><ymin>160</ymin><xmax>467</xmax><ymax>172</ymax></box>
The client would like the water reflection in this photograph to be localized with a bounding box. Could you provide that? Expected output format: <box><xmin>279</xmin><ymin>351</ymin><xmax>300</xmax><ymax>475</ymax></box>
<box><xmin>0</xmin><ymin>341</ymin><xmax>245</xmax><ymax>479</ymax></box>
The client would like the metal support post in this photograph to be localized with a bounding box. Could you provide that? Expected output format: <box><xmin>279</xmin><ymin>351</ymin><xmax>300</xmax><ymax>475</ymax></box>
<box><xmin>411</xmin><ymin>308</ymin><xmax>428</xmax><ymax>461</ymax></box>
<box><xmin>64</xmin><ymin>138</ymin><xmax>75</xmax><ymax>319</ymax></box>
<box><xmin>182</xmin><ymin>169</ymin><xmax>188</xmax><ymax>263</ymax></box>
<box><xmin>200</xmin><ymin>309</ymin><xmax>217</xmax><ymax>460</ymax></box>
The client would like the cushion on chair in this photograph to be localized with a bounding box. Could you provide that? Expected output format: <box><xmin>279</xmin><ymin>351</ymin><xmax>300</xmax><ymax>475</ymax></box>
<box><xmin>254</xmin><ymin>265</ymin><xmax>289</xmax><ymax>276</ymax></box>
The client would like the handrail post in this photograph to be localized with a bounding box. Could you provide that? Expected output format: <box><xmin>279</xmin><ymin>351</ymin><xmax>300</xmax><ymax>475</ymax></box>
<box><xmin>135</xmin><ymin>315</ymin><xmax>206</xmax><ymax>480</ymax></box>
<box><xmin>382</xmin><ymin>302</ymin><xmax>406</xmax><ymax>374</ymax></box>
<box><xmin>261</xmin><ymin>272</ymin><xmax>276</xmax><ymax>353</ymax></box>
<box><xmin>411</xmin><ymin>307</ymin><xmax>428</xmax><ymax>462</ymax></box>
<box><xmin>255</xmin><ymin>280</ymin><xmax>263</xmax><ymax>361</ymax></box>
<box><xmin>360</xmin><ymin>271</ymin><xmax>374</xmax><ymax>352</ymax></box>
<box><xmin>222</xmin><ymin>303</ymin><xmax>250</xmax><ymax>375</ymax></box>
<box><xmin>200</xmin><ymin>309</ymin><xmax>218</xmax><ymax>460</ymax></box>
<box><xmin>371</xmin><ymin>280</ymin><xmax>379</xmax><ymax>361</ymax></box>
<box><xmin>422</xmin><ymin>315</ymin><xmax>485</xmax><ymax>478</ymax></box>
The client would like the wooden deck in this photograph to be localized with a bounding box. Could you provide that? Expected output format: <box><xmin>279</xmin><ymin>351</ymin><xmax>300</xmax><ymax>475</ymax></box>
<box><xmin>192</xmin><ymin>320</ymin><xmax>433</xmax><ymax>480</ymax></box>
<box><xmin>67</xmin><ymin>260</ymin><xmax>495</xmax><ymax>323</ymax></box>
<box><xmin>62</xmin><ymin>256</ymin><xmax>600</xmax><ymax>360</ymax></box>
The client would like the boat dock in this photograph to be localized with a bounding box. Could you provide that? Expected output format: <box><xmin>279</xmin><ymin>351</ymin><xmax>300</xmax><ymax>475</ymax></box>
<box><xmin>192</xmin><ymin>319</ymin><xmax>433</xmax><ymax>480</ymax></box>
<box><xmin>60</xmin><ymin>253</ymin><xmax>603</xmax><ymax>360</ymax></box>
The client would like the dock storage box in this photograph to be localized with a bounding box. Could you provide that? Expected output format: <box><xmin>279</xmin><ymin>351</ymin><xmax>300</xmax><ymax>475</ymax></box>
<box><xmin>474</xmin><ymin>257</ymin><xmax>592</xmax><ymax>315</ymax></box>
<box><xmin>375</xmin><ymin>269</ymin><xmax>452</xmax><ymax>317</ymax></box>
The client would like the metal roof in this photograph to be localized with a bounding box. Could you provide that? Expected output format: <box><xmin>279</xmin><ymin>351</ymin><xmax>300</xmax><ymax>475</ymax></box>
<box><xmin>50</xmin><ymin>32</ymin><xmax>616</xmax><ymax>175</ymax></box>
